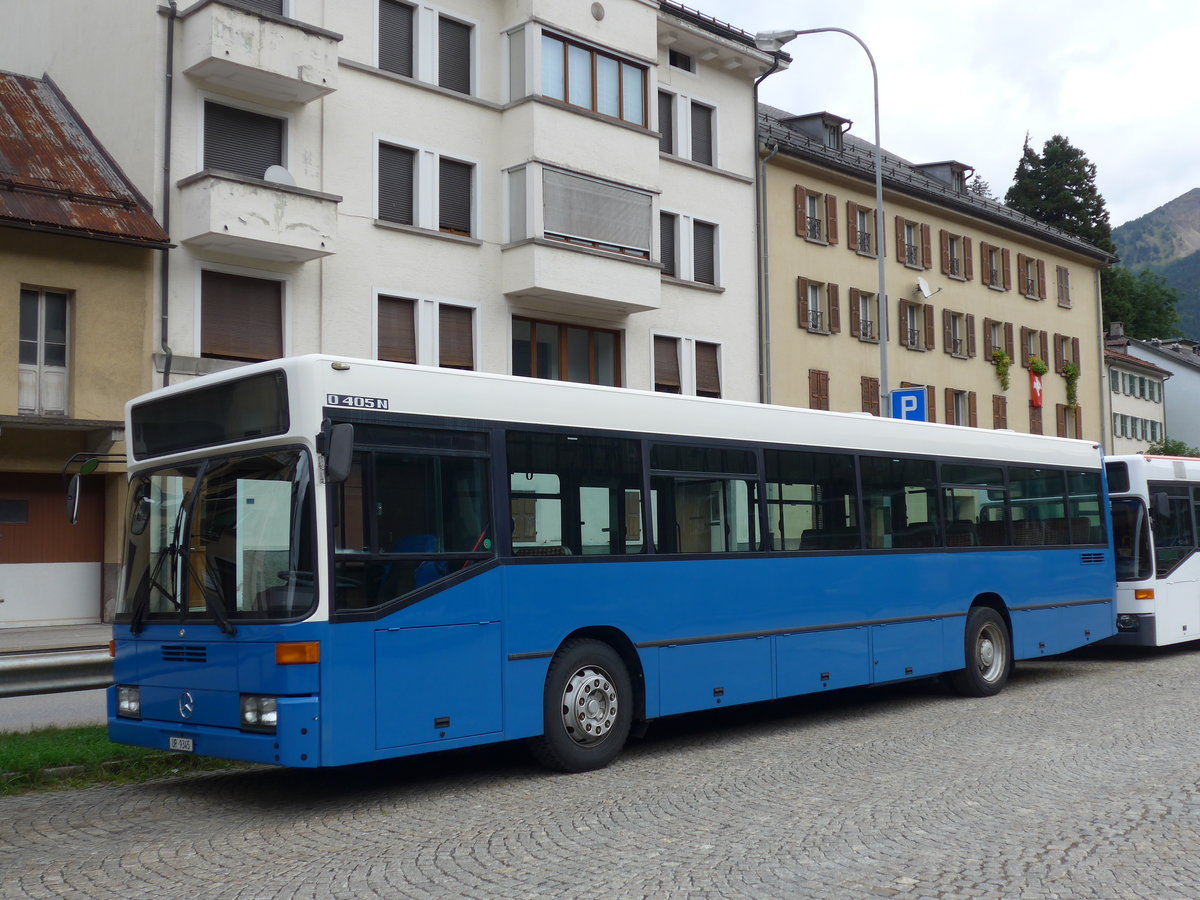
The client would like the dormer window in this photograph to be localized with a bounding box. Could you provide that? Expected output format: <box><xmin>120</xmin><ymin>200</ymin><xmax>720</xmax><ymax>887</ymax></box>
<box><xmin>824</xmin><ymin>122</ymin><xmax>841</xmax><ymax>150</ymax></box>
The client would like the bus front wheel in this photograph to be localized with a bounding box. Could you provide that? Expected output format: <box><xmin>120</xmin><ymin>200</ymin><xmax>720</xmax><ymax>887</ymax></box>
<box><xmin>529</xmin><ymin>639</ymin><xmax>633</xmax><ymax>772</ymax></box>
<box><xmin>948</xmin><ymin>607</ymin><xmax>1011</xmax><ymax>697</ymax></box>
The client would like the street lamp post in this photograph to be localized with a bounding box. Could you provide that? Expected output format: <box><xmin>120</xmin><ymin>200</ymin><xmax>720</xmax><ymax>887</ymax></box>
<box><xmin>755</xmin><ymin>28</ymin><xmax>890</xmax><ymax>415</ymax></box>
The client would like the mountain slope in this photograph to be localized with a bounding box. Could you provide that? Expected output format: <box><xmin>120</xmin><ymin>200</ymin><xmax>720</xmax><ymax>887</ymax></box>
<box><xmin>1114</xmin><ymin>187</ymin><xmax>1200</xmax><ymax>270</ymax></box>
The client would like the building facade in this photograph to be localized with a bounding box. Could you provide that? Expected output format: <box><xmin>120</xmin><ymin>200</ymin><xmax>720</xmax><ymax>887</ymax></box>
<box><xmin>0</xmin><ymin>72</ymin><xmax>169</xmax><ymax>626</ymax></box>
<box><xmin>1104</xmin><ymin>346</ymin><xmax>1169</xmax><ymax>454</ymax></box>
<box><xmin>4</xmin><ymin>0</ymin><xmax>773</xmax><ymax>404</ymax></box>
<box><xmin>759</xmin><ymin>106</ymin><xmax>1114</xmax><ymax>438</ymax></box>
<box><xmin>1108</xmin><ymin>328</ymin><xmax>1200</xmax><ymax>449</ymax></box>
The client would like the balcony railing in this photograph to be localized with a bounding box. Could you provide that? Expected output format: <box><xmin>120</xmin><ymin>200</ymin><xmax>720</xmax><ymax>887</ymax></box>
<box><xmin>859</xmin><ymin>319</ymin><xmax>874</xmax><ymax>340</ymax></box>
<box><xmin>949</xmin><ymin>257</ymin><xmax>961</xmax><ymax>277</ymax></box>
<box><xmin>857</xmin><ymin>232</ymin><xmax>873</xmax><ymax>254</ymax></box>
<box><xmin>906</xmin><ymin>328</ymin><xmax>922</xmax><ymax>349</ymax></box>
<box><xmin>904</xmin><ymin>243</ymin><xmax>919</xmax><ymax>266</ymax></box>
<box><xmin>806</xmin><ymin>217</ymin><xmax>824</xmax><ymax>242</ymax></box>
<box><xmin>808</xmin><ymin>309</ymin><xmax>824</xmax><ymax>332</ymax></box>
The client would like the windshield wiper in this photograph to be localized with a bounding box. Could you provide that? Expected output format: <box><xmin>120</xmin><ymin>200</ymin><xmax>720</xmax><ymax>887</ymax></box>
<box><xmin>181</xmin><ymin>552</ymin><xmax>237</xmax><ymax>636</ymax></box>
<box><xmin>130</xmin><ymin>490</ymin><xmax>189</xmax><ymax>634</ymax></box>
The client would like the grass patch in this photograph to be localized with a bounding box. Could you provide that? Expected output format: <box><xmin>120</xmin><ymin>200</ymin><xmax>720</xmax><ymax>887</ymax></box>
<box><xmin>0</xmin><ymin>725</ymin><xmax>245</xmax><ymax>795</ymax></box>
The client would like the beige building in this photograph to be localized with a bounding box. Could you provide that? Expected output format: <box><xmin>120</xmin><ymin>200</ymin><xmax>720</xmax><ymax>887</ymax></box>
<box><xmin>0</xmin><ymin>72</ymin><xmax>169</xmax><ymax>625</ymax></box>
<box><xmin>759</xmin><ymin>107</ymin><xmax>1114</xmax><ymax>438</ymax></box>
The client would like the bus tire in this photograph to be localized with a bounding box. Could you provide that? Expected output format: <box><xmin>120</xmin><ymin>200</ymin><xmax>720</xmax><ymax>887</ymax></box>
<box><xmin>948</xmin><ymin>607</ymin><xmax>1011</xmax><ymax>697</ymax></box>
<box><xmin>529</xmin><ymin>639</ymin><xmax>632</xmax><ymax>773</ymax></box>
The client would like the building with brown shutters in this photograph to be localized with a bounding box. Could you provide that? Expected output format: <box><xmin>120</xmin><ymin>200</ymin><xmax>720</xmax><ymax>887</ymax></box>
<box><xmin>0</xmin><ymin>72</ymin><xmax>170</xmax><ymax>625</ymax></box>
<box><xmin>758</xmin><ymin>104</ymin><xmax>1115</xmax><ymax>439</ymax></box>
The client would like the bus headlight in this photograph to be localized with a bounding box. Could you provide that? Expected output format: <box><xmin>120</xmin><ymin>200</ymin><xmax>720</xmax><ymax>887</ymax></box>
<box><xmin>240</xmin><ymin>695</ymin><xmax>278</xmax><ymax>733</ymax></box>
<box><xmin>116</xmin><ymin>685</ymin><xmax>141</xmax><ymax>718</ymax></box>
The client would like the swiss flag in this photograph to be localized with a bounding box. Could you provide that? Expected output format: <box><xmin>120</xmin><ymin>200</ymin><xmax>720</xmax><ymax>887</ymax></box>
<box><xmin>1030</xmin><ymin>370</ymin><xmax>1043</xmax><ymax>407</ymax></box>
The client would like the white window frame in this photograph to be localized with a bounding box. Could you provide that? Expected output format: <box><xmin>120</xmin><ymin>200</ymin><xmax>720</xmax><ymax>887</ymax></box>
<box><xmin>193</xmin><ymin>263</ymin><xmax>291</xmax><ymax>360</ymax></box>
<box><xmin>375</xmin><ymin>135</ymin><xmax>478</xmax><ymax>237</ymax></box>
<box><xmin>17</xmin><ymin>287</ymin><xmax>69</xmax><ymax>416</ymax></box>
<box><xmin>657</xmin><ymin>89</ymin><xmax>718</xmax><ymax>168</ymax></box>
<box><xmin>650</xmin><ymin>331</ymin><xmax>722</xmax><ymax>397</ymax></box>
<box><xmin>376</xmin><ymin>1</ymin><xmax>478</xmax><ymax>95</ymax></box>
<box><xmin>197</xmin><ymin>92</ymin><xmax>292</xmax><ymax>180</ymax></box>
<box><xmin>373</xmin><ymin>291</ymin><xmax>479</xmax><ymax>368</ymax></box>
<box><xmin>658</xmin><ymin>209</ymin><xmax>719</xmax><ymax>286</ymax></box>
<box><xmin>858</xmin><ymin>291</ymin><xmax>876</xmax><ymax>341</ymax></box>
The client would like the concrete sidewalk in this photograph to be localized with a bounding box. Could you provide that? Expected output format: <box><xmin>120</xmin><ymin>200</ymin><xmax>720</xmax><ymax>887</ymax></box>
<box><xmin>0</xmin><ymin>624</ymin><xmax>111</xmax><ymax>655</ymax></box>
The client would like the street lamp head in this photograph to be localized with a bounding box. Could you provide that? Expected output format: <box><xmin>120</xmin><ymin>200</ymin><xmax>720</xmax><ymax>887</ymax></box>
<box><xmin>754</xmin><ymin>29</ymin><xmax>799</xmax><ymax>53</ymax></box>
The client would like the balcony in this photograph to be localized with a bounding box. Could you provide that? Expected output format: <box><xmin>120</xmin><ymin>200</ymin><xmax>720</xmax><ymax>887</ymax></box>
<box><xmin>502</xmin><ymin>239</ymin><xmax>660</xmax><ymax>316</ymax></box>
<box><xmin>177</xmin><ymin>171</ymin><xmax>339</xmax><ymax>262</ymax></box>
<box><xmin>180</xmin><ymin>0</ymin><xmax>341</xmax><ymax>104</ymax></box>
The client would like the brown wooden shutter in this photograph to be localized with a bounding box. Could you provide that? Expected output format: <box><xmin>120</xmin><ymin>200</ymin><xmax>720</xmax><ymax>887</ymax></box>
<box><xmin>942</xmin><ymin>308</ymin><xmax>953</xmax><ymax>355</ymax></box>
<box><xmin>828</xmin><ymin>283</ymin><xmax>840</xmax><ymax>333</ymax></box>
<box><xmin>1036</xmin><ymin>259</ymin><xmax>1046</xmax><ymax>299</ymax></box>
<box><xmin>847</xmin><ymin>201</ymin><xmax>859</xmax><ymax>250</ymax></box>
<box><xmin>797</xmin><ymin>277</ymin><xmax>810</xmax><ymax>331</ymax></box>
<box><xmin>980</xmin><ymin>242</ymin><xmax>990</xmax><ymax>282</ymax></box>
<box><xmin>897</xmin><ymin>299</ymin><xmax>908</xmax><ymax>346</ymax></box>
<box><xmin>1054</xmin><ymin>334</ymin><xmax>1065</xmax><ymax>372</ymax></box>
<box><xmin>1074</xmin><ymin>409</ymin><xmax>1083</xmax><ymax>439</ymax></box>
<box><xmin>861</xmin><ymin>376</ymin><xmax>880</xmax><ymax>415</ymax></box>
<box><xmin>1030</xmin><ymin>405</ymin><xmax>1043</xmax><ymax>435</ymax></box>
<box><xmin>378</xmin><ymin>295</ymin><xmax>416</xmax><ymax>363</ymax></box>
<box><xmin>654</xmin><ymin>336</ymin><xmax>681</xmax><ymax>392</ymax></box>
<box><xmin>808</xmin><ymin>369</ymin><xmax>829</xmax><ymax>410</ymax></box>
<box><xmin>1004</xmin><ymin>322</ymin><xmax>1014</xmax><ymax>360</ymax></box>
<box><xmin>1056</xmin><ymin>404</ymin><xmax>1067</xmax><ymax>437</ymax></box>
<box><xmin>983</xmin><ymin>317</ymin><xmax>995</xmax><ymax>355</ymax></box>
<box><xmin>825</xmin><ymin>194</ymin><xmax>839</xmax><ymax>244</ymax></box>
<box><xmin>849</xmin><ymin>288</ymin><xmax>861</xmax><ymax>337</ymax></box>
<box><xmin>963</xmin><ymin>237</ymin><xmax>973</xmax><ymax>280</ymax></box>
<box><xmin>926</xmin><ymin>385</ymin><xmax>936</xmax><ymax>423</ymax></box>
<box><xmin>993</xmin><ymin>394</ymin><xmax>1007</xmax><ymax>429</ymax></box>
<box><xmin>895</xmin><ymin>216</ymin><xmax>905</xmax><ymax>262</ymax></box>
<box><xmin>944</xmin><ymin>388</ymin><xmax>955</xmax><ymax>425</ymax></box>
<box><xmin>939</xmin><ymin>230</ymin><xmax>950</xmax><ymax>275</ymax></box>
<box><xmin>200</xmin><ymin>270</ymin><xmax>283</xmax><ymax>362</ymax></box>
<box><xmin>695</xmin><ymin>341</ymin><xmax>721</xmax><ymax>397</ymax></box>
<box><xmin>924</xmin><ymin>303</ymin><xmax>936</xmax><ymax>350</ymax></box>
<box><xmin>1039</xmin><ymin>330</ymin><xmax>1049</xmax><ymax>364</ymax></box>
<box><xmin>1002</xmin><ymin>249</ymin><xmax>1011</xmax><ymax>290</ymax></box>
<box><xmin>794</xmin><ymin>185</ymin><xmax>805</xmax><ymax>237</ymax></box>
<box><xmin>921</xmin><ymin>223</ymin><xmax>932</xmax><ymax>269</ymax></box>
<box><xmin>439</xmin><ymin>304</ymin><xmax>473</xmax><ymax>369</ymax></box>
<box><xmin>1019</xmin><ymin>327</ymin><xmax>1032</xmax><ymax>367</ymax></box>
<box><xmin>1071</xmin><ymin>337</ymin><xmax>1080</xmax><ymax>368</ymax></box>
<box><xmin>1016</xmin><ymin>253</ymin><xmax>1027</xmax><ymax>292</ymax></box>
<box><xmin>968</xmin><ymin>391</ymin><xmax>978</xmax><ymax>427</ymax></box>
<box><xmin>967</xmin><ymin>315</ymin><xmax>977</xmax><ymax>358</ymax></box>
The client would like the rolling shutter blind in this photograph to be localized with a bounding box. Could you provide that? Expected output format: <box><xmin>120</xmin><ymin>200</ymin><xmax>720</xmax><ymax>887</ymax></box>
<box><xmin>654</xmin><ymin>336</ymin><xmax>681</xmax><ymax>393</ymax></box>
<box><xmin>690</xmin><ymin>102</ymin><xmax>713</xmax><ymax>165</ymax></box>
<box><xmin>378</xmin><ymin>144</ymin><xmax>415</xmax><ymax>225</ymax></box>
<box><xmin>379</xmin><ymin>0</ymin><xmax>414</xmax><ymax>77</ymax></box>
<box><xmin>660</xmin><ymin>213</ymin><xmax>676</xmax><ymax>277</ymax></box>
<box><xmin>438</xmin><ymin>16</ymin><xmax>471</xmax><ymax>94</ymax></box>
<box><xmin>203</xmin><ymin>102</ymin><xmax>283</xmax><ymax>179</ymax></box>
<box><xmin>692</xmin><ymin>221</ymin><xmax>716</xmax><ymax>285</ymax></box>
<box><xmin>543</xmin><ymin>169</ymin><xmax>651</xmax><ymax>253</ymax></box>
<box><xmin>377</xmin><ymin>296</ymin><xmax>416</xmax><ymax>363</ymax></box>
<box><xmin>238</xmin><ymin>0</ymin><xmax>284</xmax><ymax>13</ymax></box>
<box><xmin>695</xmin><ymin>342</ymin><xmax>720</xmax><ymax>398</ymax></box>
<box><xmin>201</xmin><ymin>271</ymin><xmax>282</xmax><ymax>362</ymax></box>
<box><xmin>658</xmin><ymin>92</ymin><xmax>674</xmax><ymax>153</ymax></box>
<box><xmin>438</xmin><ymin>158</ymin><xmax>472</xmax><ymax>234</ymax></box>
<box><xmin>438</xmin><ymin>305</ymin><xmax>474</xmax><ymax>369</ymax></box>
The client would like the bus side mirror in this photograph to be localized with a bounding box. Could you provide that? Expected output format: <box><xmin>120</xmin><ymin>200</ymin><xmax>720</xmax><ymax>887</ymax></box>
<box><xmin>66</xmin><ymin>473</ymin><xmax>82</xmax><ymax>525</ymax></box>
<box><xmin>1152</xmin><ymin>491</ymin><xmax>1171</xmax><ymax>518</ymax></box>
<box><xmin>323</xmin><ymin>422</ymin><xmax>354</xmax><ymax>483</ymax></box>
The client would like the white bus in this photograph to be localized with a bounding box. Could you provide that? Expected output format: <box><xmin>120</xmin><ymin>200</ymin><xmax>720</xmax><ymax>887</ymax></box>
<box><xmin>1106</xmin><ymin>454</ymin><xmax>1200</xmax><ymax>646</ymax></box>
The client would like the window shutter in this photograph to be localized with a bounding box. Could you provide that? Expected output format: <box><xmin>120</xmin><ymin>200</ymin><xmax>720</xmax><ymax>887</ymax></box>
<box><xmin>695</xmin><ymin>342</ymin><xmax>720</xmax><ymax>397</ymax></box>
<box><xmin>895</xmin><ymin>216</ymin><xmax>905</xmax><ymax>261</ymax></box>
<box><xmin>1039</xmin><ymin>330</ymin><xmax>1049</xmax><ymax>364</ymax></box>
<box><xmin>797</xmin><ymin>277</ymin><xmax>810</xmax><ymax>331</ymax></box>
<box><xmin>942</xmin><ymin>309</ymin><xmax>953</xmax><ymax>355</ymax></box>
<box><xmin>1030</xmin><ymin>405</ymin><xmax>1043</xmax><ymax>435</ymax></box>
<box><xmin>200</xmin><ymin>270</ymin><xmax>282</xmax><ymax>362</ymax></box>
<box><xmin>660</xmin><ymin>213</ymin><xmax>676</xmax><ymax>277</ymax></box>
<box><xmin>654</xmin><ymin>336</ymin><xmax>681</xmax><ymax>392</ymax></box>
<box><xmin>378</xmin><ymin>143</ymin><xmax>415</xmax><ymax>225</ymax></box>
<box><xmin>825</xmin><ymin>194</ymin><xmax>838</xmax><ymax>244</ymax></box>
<box><xmin>203</xmin><ymin>102</ymin><xmax>283</xmax><ymax>180</ymax></box>
<box><xmin>438</xmin><ymin>305</ymin><xmax>473</xmax><ymax>369</ymax></box>
<box><xmin>968</xmin><ymin>391</ymin><xmax>978</xmax><ymax>428</ymax></box>
<box><xmin>920</xmin><ymin>223</ymin><xmax>932</xmax><ymax>269</ymax></box>
<box><xmin>1002</xmin><ymin>249</ymin><xmax>1012</xmax><ymax>290</ymax></box>
<box><xmin>1019</xmin><ymin>327</ymin><xmax>1031</xmax><ymax>367</ymax></box>
<box><xmin>1074</xmin><ymin>408</ymin><xmax>1083</xmax><ymax>440</ymax></box>
<box><xmin>1071</xmin><ymin>337</ymin><xmax>1080</xmax><ymax>368</ymax></box>
<box><xmin>963</xmin><ymin>237</ymin><xmax>973</xmax><ymax>280</ymax></box>
<box><xmin>944</xmin><ymin>388</ymin><xmax>955</xmax><ymax>425</ymax></box>
<box><xmin>1017</xmin><ymin>254</ymin><xmax>1028</xmax><ymax>292</ymax></box>
<box><xmin>849</xmin><ymin>288</ymin><xmax>861</xmax><ymax>337</ymax></box>
<box><xmin>438</xmin><ymin>158</ymin><xmax>473</xmax><ymax>234</ymax></box>
<box><xmin>1036</xmin><ymin>259</ymin><xmax>1046</xmax><ymax>299</ymax></box>
<box><xmin>542</xmin><ymin>169</ymin><xmax>652</xmax><ymax>254</ymax></box>
<box><xmin>690</xmin><ymin>102</ymin><xmax>713</xmax><ymax>165</ymax></box>
<box><xmin>926</xmin><ymin>385</ymin><xmax>936</xmax><ymax>423</ymax></box>
<box><xmin>378</xmin><ymin>0</ymin><xmax>414</xmax><ymax>77</ymax></box>
<box><xmin>827</xmin><ymin>283</ymin><xmax>840</xmax><ymax>333</ymax></box>
<box><xmin>924</xmin><ymin>303</ymin><xmax>935</xmax><ymax>350</ymax></box>
<box><xmin>693</xmin><ymin>221</ymin><xmax>716</xmax><ymax>285</ymax></box>
<box><xmin>980</xmin><ymin>242</ymin><xmax>990</xmax><ymax>280</ymax></box>
<box><xmin>939</xmin><ymin>230</ymin><xmax>950</xmax><ymax>275</ymax></box>
<box><xmin>847</xmin><ymin>201</ymin><xmax>859</xmax><ymax>249</ymax></box>
<box><xmin>861</xmin><ymin>376</ymin><xmax>879</xmax><ymax>415</ymax></box>
<box><xmin>1004</xmin><ymin>322</ymin><xmax>1014</xmax><ymax>360</ymax></box>
<box><xmin>1056</xmin><ymin>404</ymin><xmax>1067</xmax><ymax>438</ymax></box>
<box><xmin>238</xmin><ymin>0</ymin><xmax>283</xmax><ymax>12</ymax></box>
<box><xmin>1054</xmin><ymin>334</ymin><xmax>1065</xmax><ymax>372</ymax></box>
<box><xmin>794</xmin><ymin>185</ymin><xmax>806</xmax><ymax>237</ymax></box>
<box><xmin>438</xmin><ymin>16</ymin><xmax>472</xmax><ymax>94</ymax></box>
<box><xmin>993</xmin><ymin>394</ymin><xmax>1007</xmax><ymax>429</ymax></box>
<box><xmin>378</xmin><ymin>295</ymin><xmax>416</xmax><ymax>363</ymax></box>
<box><xmin>967</xmin><ymin>314</ymin><xmax>976</xmax><ymax>358</ymax></box>
<box><xmin>658</xmin><ymin>92</ymin><xmax>674</xmax><ymax>154</ymax></box>
<box><xmin>983</xmin><ymin>318</ymin><xmax>995</xmax><ymax>355</ymax></box>
<box><xmin>896</xmin><ymin>298</ymin><xmax>907</xmax><ymax>345</ymax></box>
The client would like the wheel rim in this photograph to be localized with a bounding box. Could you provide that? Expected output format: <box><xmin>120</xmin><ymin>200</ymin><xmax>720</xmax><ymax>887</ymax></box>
<box><xmin>560</xmin><ymin>664</ymin><xmax>619</xmax><ymax>746</ymax></box>
<box><xmin>975</xmin><ymin>621</ymin><xmax>1006</xmax><ymax>684</ymax></box>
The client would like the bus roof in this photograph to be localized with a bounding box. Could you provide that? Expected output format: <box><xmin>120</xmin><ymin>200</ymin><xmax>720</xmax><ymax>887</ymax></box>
<box><xmin>129</xmin><ymin>355</ymin><xmax>1104</xmax><ymax>470</ymax></box>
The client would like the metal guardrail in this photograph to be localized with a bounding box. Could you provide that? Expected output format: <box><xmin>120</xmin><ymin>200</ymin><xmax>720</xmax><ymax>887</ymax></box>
<box><xmin>0</xmin><ymin>649</ymin><xmax>113</xmax><ymax>699</ymax></box>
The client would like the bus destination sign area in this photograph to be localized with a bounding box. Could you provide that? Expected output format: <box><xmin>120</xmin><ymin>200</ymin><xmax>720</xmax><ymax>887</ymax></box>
<box><xmin>325</xmin><ymin>393</ymin><xmax>390</xmax><ymax>411</ymax></box>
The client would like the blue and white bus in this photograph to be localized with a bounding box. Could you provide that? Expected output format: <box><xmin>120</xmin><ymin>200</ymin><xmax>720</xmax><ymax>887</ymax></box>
<box><xmin>109</xmin><ymin>356</ymin><xmax>1114</xmax><ymax>771</ymax></box>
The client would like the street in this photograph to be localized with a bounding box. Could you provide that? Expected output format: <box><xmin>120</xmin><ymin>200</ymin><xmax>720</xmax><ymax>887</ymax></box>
<box><xmin>2</xmin><ymin>643</ymin><xmax>1200</xmax><ymax>898</ymax></box>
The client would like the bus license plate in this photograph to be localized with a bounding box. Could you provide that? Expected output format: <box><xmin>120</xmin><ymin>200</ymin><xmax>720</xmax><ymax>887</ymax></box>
<box><xmin>169</xmin><ymin>737</ymin><xmax>194</xmax><ymax>753</ymax></box>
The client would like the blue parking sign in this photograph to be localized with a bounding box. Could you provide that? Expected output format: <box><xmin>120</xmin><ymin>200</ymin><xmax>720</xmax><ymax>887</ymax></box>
<box><xmin>891</xmin><ymin>387</ymin><xmax>926</xmax><ymax>421</ymax></box>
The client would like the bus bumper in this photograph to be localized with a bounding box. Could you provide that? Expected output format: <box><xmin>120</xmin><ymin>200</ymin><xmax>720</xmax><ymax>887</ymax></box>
<box><xmin>108</xmin><ymin>691</ymin><xmax>321</xmax><ymax>767</ymax></box>
<box><xmin>1106</xmin><ymin>613</ymin><xmax>1157</xmax><ymax>646</ymax></box>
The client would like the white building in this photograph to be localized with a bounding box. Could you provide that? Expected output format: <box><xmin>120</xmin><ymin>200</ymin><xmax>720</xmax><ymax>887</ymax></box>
<box><xmin>4</xmin><ymin>0</ymin><xmax>775</xmax><ymax>402</ymax></box>
<box><xmin>1108</xmin><ymin>325</ymin><xmax>1200</xmax><ymax>449</ymax></box>
<box><xmin>1105</xmin><ymin>348</ymin><xmax>1169</xmax><ymax>454</ymax></box>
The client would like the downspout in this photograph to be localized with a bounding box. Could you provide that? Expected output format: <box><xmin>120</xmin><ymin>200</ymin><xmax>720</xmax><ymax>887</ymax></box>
<box><xmin>159</xmin><ymin>0</ymin><xmax>177</xmax><ymax>388</ymax></box>
<box><xmin>1095</xmin><ymin>265</ymin><xmax>1109</xmax><ymax>452</ymax></box>
<box><xmin>753</xmin><ymin>53</ymin><xmax>782</xmax><ymax>405</ymax></box>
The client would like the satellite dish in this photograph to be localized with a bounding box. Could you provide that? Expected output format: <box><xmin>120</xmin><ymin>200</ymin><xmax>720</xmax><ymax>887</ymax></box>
<box><xmin>916</xmin><ymin>276</ymin><xmax>932</xmax><ymax>299</ymax></box>
<box><xmin>264</xmin><ymin>165</ymin><xmax>296</xmax><ymax>186</ymax></box>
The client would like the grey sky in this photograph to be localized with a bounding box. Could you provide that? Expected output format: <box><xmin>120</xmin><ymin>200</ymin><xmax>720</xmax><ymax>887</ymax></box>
<box><xmin>697</xmin><ymin>0</ymin><xmax>1197</xmax><ymax>228</ymax></box>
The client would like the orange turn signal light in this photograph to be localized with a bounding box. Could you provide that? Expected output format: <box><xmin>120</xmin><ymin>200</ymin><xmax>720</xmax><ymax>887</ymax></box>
<box><xmin>109</xmin><ymin>639</ymin><xmax>116</xmax><ymax>658</ymax></box>
<box><xmin>275</xmin><ymin>641</ymin><xmax>320</xmax><ymax>665</ymax></box>
<box><xmin>1134</xmin><ymin>589</ymin><xmax>1155</xmax><ymax>600</ymax></box>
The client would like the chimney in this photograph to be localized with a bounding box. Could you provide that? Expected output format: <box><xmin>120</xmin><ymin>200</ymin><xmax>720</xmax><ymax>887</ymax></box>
<box><xmin>1109</xmin><ymin>321</ymin><xmax>1124</xmax><ymax>338</ymax></box>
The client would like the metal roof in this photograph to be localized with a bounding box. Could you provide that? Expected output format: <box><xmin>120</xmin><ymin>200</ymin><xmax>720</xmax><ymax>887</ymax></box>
<box><xmin>0</xmin><ymin>70</ymin><xmax>169</xmax><ymax>248</ymax></box>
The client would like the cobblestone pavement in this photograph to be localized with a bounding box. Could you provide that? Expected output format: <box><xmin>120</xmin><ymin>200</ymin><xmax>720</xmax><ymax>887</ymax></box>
<box><xmin>4</xmin><ymin>645</ymin><xmax>1200</xmax><ymax>899</ymax></box>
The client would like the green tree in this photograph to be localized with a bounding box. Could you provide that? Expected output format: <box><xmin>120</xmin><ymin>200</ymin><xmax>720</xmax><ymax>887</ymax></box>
<box><xmin>1145</xmin><ymin>436</ymin><xmax>1200</xmax><ymax>457</ymax></box>
<box><xmin>967</xmin><ymin>173</ymin><xmax>996</xmax><ymax>201</ymax></box>
<box><xmin>1103</xmin><ymin>266</ymin><xmax>1179</xmax><ymax>338</ymax></box>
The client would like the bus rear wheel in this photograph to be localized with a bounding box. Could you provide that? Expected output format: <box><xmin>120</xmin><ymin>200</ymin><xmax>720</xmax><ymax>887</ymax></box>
<box><xmin>948</xmin><ymin>607</ymin><xmax>1011</xmax><ymax>697</ymax></box>
<box><xmin>529</xmin><ymin>639</ymin><xmax>632</xmax><ymax>772</ymax></box>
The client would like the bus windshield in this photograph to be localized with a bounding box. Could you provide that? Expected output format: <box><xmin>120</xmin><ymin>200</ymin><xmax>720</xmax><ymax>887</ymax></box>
<box><xmin>119</xmin><ymin>449</ymin><xmax>316</xmax><ymax>628</ymax></box>
<box><xmin>1111</xmin><ymin>497</ymin><xmax>1153</xmax><ymax>581</ymax></box>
